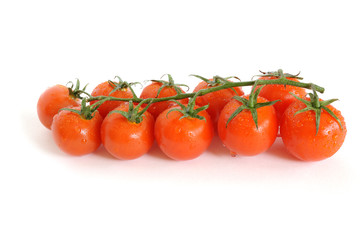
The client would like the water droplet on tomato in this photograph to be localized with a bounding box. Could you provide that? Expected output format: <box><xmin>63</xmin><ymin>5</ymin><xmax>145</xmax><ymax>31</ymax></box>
<box><xmin>75</xmin><ymin>127</ymin><xmax>82</xmax><ymax>134</ymax></box>
<box><xmin>230</xmin><ymin>151</ymin><xmax>237</xmax><ymax>157</ymax></box>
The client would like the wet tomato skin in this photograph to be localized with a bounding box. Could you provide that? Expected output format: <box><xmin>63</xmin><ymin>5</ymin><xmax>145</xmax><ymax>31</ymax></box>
<box><xmin>218</xmin><ymin>96</ymin><xmax>278</xmax><ymax>156</ymax></box>
<box><xmin>101</xmin><ymin>103</ymin><xmax>154</xmax><ymax>160</ymax></box>
<box><xmin>140</xmin><ymin>82</ymin><xmax>188</xmax><ymax>118</ymax></box>
<box><xmin>155</xmin><ymin>106</ymin><xmax>214</xmax><ymax>160</ymax></box>
<box><xmin>258</xmin><ymin>76</ymin><xmax>306</xmax><ymax>121</ymax></box>
<box><xmin>90</xmin><ymin>81</ymin><xmax>133</xmax><ymax>118</ymax></box>
<box><xmin>37</xmin><ymin>85</ymin><xmax>81</xmax><ymax>129</ymax></box>
<box><xmin>193</xmin><ymin>80</ymin><xmax>244</xmax><ymax>127</ymax></box>
<box><xmin>51</xmin><ymin>107</ymin><xmax>103</xmax><ymax>156</ymax></box>
<box><xmin>280</xmin><ymin>99</ymin><xmax>346</xmax><ymax>161</ymax></box>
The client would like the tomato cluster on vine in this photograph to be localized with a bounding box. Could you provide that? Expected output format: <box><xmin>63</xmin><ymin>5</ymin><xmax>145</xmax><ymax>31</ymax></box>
<box><xmin>37</xmin><ymin>70</ymin><xmax>346</xmax><ymax>162</ymax></box>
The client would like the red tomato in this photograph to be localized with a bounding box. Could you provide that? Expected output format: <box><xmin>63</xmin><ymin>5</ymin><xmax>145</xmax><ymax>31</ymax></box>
<box><xmin>193</xmin><ymin>79</ymin><xmax>244</xmax><ymax>127</ymax></box>
<box><xmin>258</xmin><ymin>76</ymin><xmax>306</xmax><ymax>121</ymax></box>
<box><xmin>154</xmin><ymin>105</ymin><xmax>214</xmax><ymax>160</ymax></box>
<box><xmin>101</xmin><ymin>103</ymin><xmax>154</xmax><ymax>160</ymax></box>
<box><xmin>218</xmin><ymin>96</ymin><xmax>278</xmax><ymax>156</ymax></box>
<box><xmin>280</xmin><ymin>98</ymin><xmax>346</xmax><ymax>161</ymax></box>
<box><xmin>37</xmin><ymin>85</ymin><xmax>81</xmax><ymax>129</ymax></box>
<box><xmin>140</xmin><ymin>82</ymin><xmax>188</xmax><ymax>118</ymax></box>
<box><xmin>51</xmin><ymin>107</ymin><xmax>103</xmax><ymax>156</ymax></box>
<box><xmin>90</xmin><ymin>81</ymin><xmax>133</xmax><ymax>118</ymax></box>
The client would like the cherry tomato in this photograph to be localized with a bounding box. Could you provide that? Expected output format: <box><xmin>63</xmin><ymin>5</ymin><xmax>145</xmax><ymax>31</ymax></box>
<box><xmin>101</xmin><ymin>103</ymin><xmax>154</xmax><ymax>160</ymax></box>
<box><xmin>140</xmin><ymin>82</ymin><xmax>188</xmax><ymax>118</ymax></box>
<box><xmin>193</xmin><ymin>79</ymin><xmax>244</xmax><ymax>127</ymax></box>
<box><xmin>90</xmin><ymin>81</ymin><xmax>133</xmax><ymax>118</ymax></box>
<box><xmin>218</xmin><ymin>96</ymin><xmax>278</xmax><ymax>156</ymax></box>
<box><xmin>154</xmin><ymin>105</ymin><xmax>214</xmax><ymax>160</ymax></box>
<box><xmin>51</xmin><ymin>107</ymin><xmax>103</xmax><ymax>156</ymax></box>
<box><xmin>280</xmin><ymin>98</ymin><xmax>346</xmax><ymax>161</ymax></box>
<box><xmin>258</xmin><ymin>76</ymin><xmax>306</xmax><ymax>121</ymax></box>
<box><xmin>37</xmin><ymin>84</ymin><xmax>81</xmax><ymax>129</ymax></box>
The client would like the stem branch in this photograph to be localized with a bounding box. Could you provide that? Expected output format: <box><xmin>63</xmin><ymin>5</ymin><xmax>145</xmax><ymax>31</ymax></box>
<box><xmin>86</xmin><ymin>78</ymin><xmax>324</xmax><ymax>105</ymax></box>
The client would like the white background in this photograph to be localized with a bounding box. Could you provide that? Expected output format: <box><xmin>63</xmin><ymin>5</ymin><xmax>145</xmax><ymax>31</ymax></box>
<box><xmin>1</xmin><ymin>0</ymin><xmax>360</xmax><ymax>239</ymax></box>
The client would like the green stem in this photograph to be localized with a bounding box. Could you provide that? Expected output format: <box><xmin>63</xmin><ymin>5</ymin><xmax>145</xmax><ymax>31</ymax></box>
<box><xmin>87</xmin><ymin>78</ymin><xmax>324</xmax><ymax>104</ymax></box>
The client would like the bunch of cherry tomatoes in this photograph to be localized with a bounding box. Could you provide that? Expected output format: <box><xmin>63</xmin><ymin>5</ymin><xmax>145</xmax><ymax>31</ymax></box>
<box><xmin>37</xmin><ymin>70</ymin><xmax>346</xmax><ymax>162</ymax></box>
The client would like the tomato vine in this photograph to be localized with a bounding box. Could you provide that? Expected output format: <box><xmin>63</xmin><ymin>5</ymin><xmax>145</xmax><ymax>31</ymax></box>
<box><xmin>84</xmin><ymin>69</ymin><xmax>325</xmax><ymax>117</ymax></box>
<box><xmin>39</xmin><ymin>69</ymin><xmax>346</xmax><ymax>161</ymax></box>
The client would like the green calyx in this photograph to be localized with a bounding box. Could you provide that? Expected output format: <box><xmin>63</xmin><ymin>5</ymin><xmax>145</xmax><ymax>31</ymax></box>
<box><xmin>226</xmin><ymin>83</ymin><xmax>279</xmax><ymax>129</ymax></box>
<box><xmin>190</xmin><ymin>74</ymin><xmax>240</xmax><ymax>86</ymax></box>
<box><xmin>167</xmin><ymin>92</ymin><xmax>209</xmax><ymax>121</ymax></box>
<box><xmin>190</xmin><ymin>74</ymin><xmax>241</xmax><ymax>95</ymax></box>
<box><xmin>60</xmin><ymin>98</ymin><xmax>97</xmax><ymax>120</ymax></box>
<box><xmin>256</xmin><ymin>69</ymin><xmax>303</xmax><ymax>81</ymax></box>
<box><xmin>291</xmin><ymin>87</ymin><xmax>343</xmax><ymax>135</ymax></box>
<box><xmin>151</xmin><ymin>74</ymin><xmax>189</xmax><ymax>97</ymax></box>
<box><xmin>109</xmin><ymin>99</ymin><xmax>153</xmax><ymax>124</ymax></box>
<box><xmin>108</xmin><ymin>76</ymin><xmax>141</xmax><ymax>98</ymax></box>
<box><xmin>67</xmin><ymin>78</ymin><xmax>91</xmax><ymax>99</ymax></box>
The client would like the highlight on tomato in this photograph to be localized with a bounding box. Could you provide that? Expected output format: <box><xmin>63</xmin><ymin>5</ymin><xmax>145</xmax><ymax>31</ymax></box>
<box><xmin>280</xmin><ymin>89</ymin><xmax>346</xmax><ymax>161</ymax></box>
<box><xmin>37</xmin><ymin>79</ymin><xmax>87</xmax><ymax>129</ymax></box>
<box><xmin>101</xmin><ymin>101</ymin><xmax>154</xmax><ymax>160</ymax></box>
<box><xmin>256</xmin><ymin>69</ymin><xmax>307</xmax><ymax>121</ymax></box>
<box><xmin>218</xmin><ymin>85</ymin><xmax>279</xmax><ymax>156</ymax></box>
<box><xmin>51</xmin><ymin>100</ymin><xmax>103</xmax><ymax>156</ymax></box>
<box><xmin>154</xmin><ymin>96</ymin><xmax>214</xmax><ymax>161</ymax></box>
<box><xmin>140</xmin><ymin>74</ymin><xmax>189</xmax><ymax>118</ymax></box>
<box><xmin>191</xmin><ymin>75</ymin><xmax>244</xmax><ymax>129</ymax></box>
<box><xmin>90</xmin><ymin>76</ymin><xmax>135</xmax><ymax>118</ymax></box>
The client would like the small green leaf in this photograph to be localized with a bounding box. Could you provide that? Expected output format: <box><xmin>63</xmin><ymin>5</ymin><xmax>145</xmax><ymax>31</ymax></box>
<box><xmin>250</xmin><ymin>109</ymin><xmax>259</xmax><ymax>129</ymax></box>
<box><xmin>253</xmin><ymin>85</ymin><xmax>264</xmax><ymax>99</ymax></box>
<box><xmin>229</xmin><ymin>87</ymin><xmax>238</xmax><ymax>95</ymax></box>
<box><xmin>193</xmin><ymin>104</ymin><xmax>209</xmax><ymax>115</ymax></box>
<box><xmin>226</xmin><ymin>105</ymin><xmax>246</xmax><ymax>128</ymax></box>
<box><xmin>59</xmin><ymin>107</ymin><xmax>81</xmax><ymax>115</ymax></box>
<box><xmin>194</xmin><ymin>115</ymin><xmax>206</xmax><ymax>121</ymax></box>
<box><xmin>289</xmin><ymin>92</ymin><xmax>310</xmax><ymax>105</ymax></box>
<box><xmin>114</xmin><ymin>76</ymin><xmax>123</xmax><ymax>82</ymax></box>
<box><xmin>224</xmin><ymin>76</ymin><xmax>240</xmax><ymax>81</ymax></box>
<box><xmin>233</xmin><ymin>96</ymin><xmax>248</xmax><ymax>105</ymax></box>
<box><xmin>190</xmin><ymin>74</ymin><xmax>213</xmax><ymax>84</ymax></box>
<box><xmin>90</xmin><ymin>99</ymin><xmax>105</xmax><ymax>111</ymax></box>
<box><xmin>248</xmin><ymin>82</ymin><xmax>262</xmax><ymax>108</ymax></box>
<box><xmin>155</xmin><ymin>84</ymin><xmax>166</xmax><ymax>98</ymax></box>
<box><xmin>128</xmin><ymin>100</ymin><xmax>135</xmax><ymax>113</ymax></box>
<box><xmin>322</xmin><ymin>106</ymin><xmax>344</xmax><ymax>130</ymax></box>
<box><xmin>107</xmin><ymin>80</ymin><xmax>117</xmax><ymax>90</ymax></box>
<box><xmin>75</xmin><ymin>78</ymin><xmax>81</xmax><ymax>90</ymax></box>
<box><xmin>315</xmin><ymin>108</ymin><xmax>321</xmax><ymax>135</ymax></box>
<box><xmin>175</xmin><ymin>83</ymin><xmax>190</xmax><ymax>92</ymax></box>
<box><xmin>109</xmin><ymin>110</ymin><xmax>129</xmax><ymax>119</ymax></box>
<box><xmin>66</xmin><ymin>80</ymin><xmax>74</xmax><ymax>89</ymax></box>
<box><xmin>294</xmin><ymin>106</ymin><xmax>313</xmax><ymax>116</ymax></box>
<box><xmin>166</xmin><ymin>108</ymin><xmax>184</xmax><ymax>119</ymax></box>
<box><xmin>80</xmin><ymin>98</ymin><xmax>87</xmax><ymax>111</ymax></box>
<box><xmin>320</xmin><ymin>98</ymin><xmax>339</xmax><ymax>107</ymax></box>
<box><xmin>136</xmin><ymin>99</ymin><xmax>154</xmax><ymax>118</ymax></box>
<box><xmin>169</xmin><ymin>100</ymin><xmax>187</xmax><ymax>111</ymax></box>
<box><xmin>254</xmin><ymin>100</ymin><xmax>280</xmax><ymax>109</ymax></box>
<box><xmin>82</xmin><ymin>83</ymin><xmax>89</xmax><ymax>92</ymax></box>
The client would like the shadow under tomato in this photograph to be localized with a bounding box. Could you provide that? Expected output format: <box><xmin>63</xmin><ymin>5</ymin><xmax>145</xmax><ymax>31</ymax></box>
<box><xmin>266</xmin><ymin>138</ymin><xmax>299</xmax><ymax>161</ymax></box>
<box><xmin>92</xmin><ymin>145</ymin><xmax>121</xmax><ymax>160</ymax></box>
<box><xmin>147</xmin><ymin>142</ymin><xmax>173</xmax><ymax>161</ymax></box>
<box><xmin>207</xmin><ymin>135</ymin><xmax>232</xmax><ymax>157</ymax></box>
